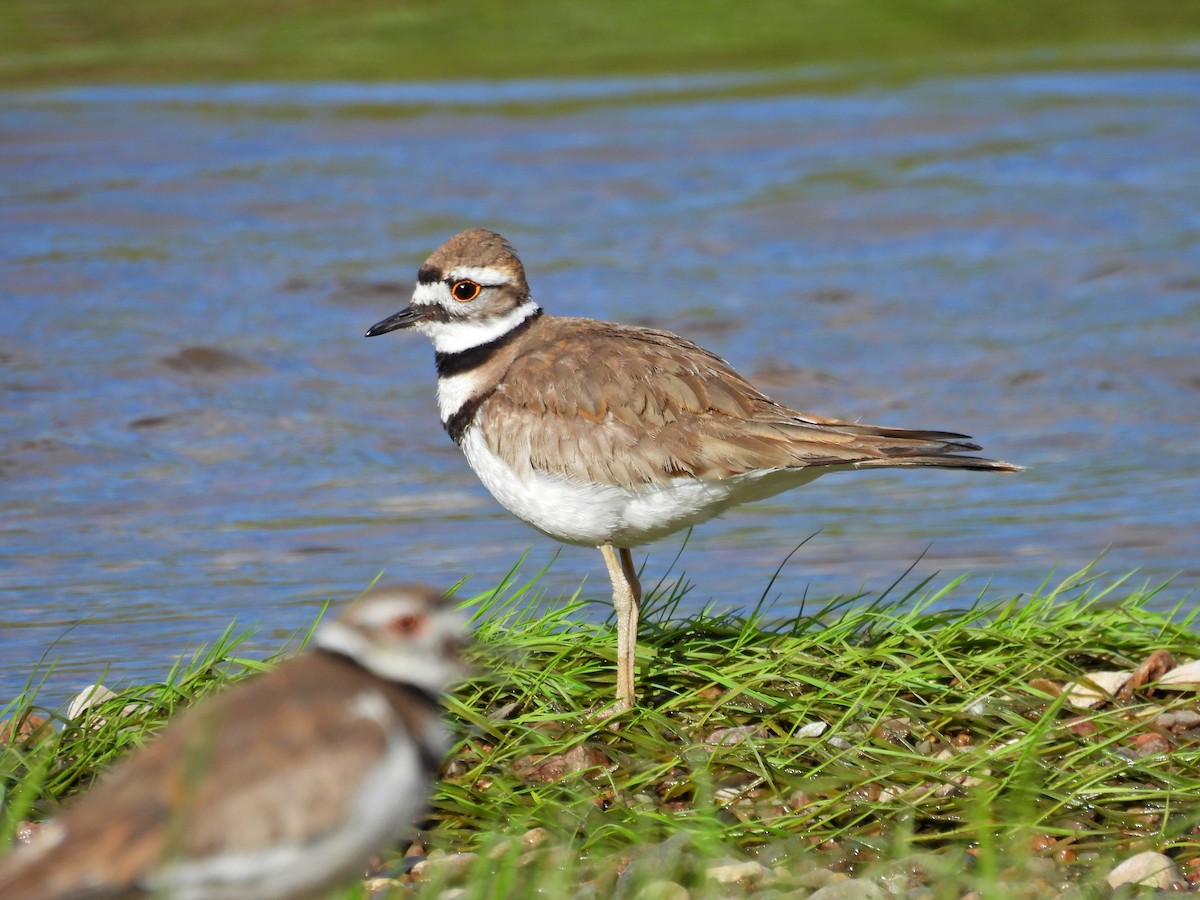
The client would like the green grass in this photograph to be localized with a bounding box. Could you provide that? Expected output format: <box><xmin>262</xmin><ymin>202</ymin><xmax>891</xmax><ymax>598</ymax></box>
<box><xmin>2</xmin><ymin>0</ymin><xmax>1199</xmax><ymax>88</ymax></box>
<box><xmin>3</xmin><ymin>561</ymin><xmax>1199</xmax><ymax>896</ymax></box>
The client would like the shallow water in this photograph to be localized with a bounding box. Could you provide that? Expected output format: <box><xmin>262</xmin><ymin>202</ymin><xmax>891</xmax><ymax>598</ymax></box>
<box><xmin>2</xmin><ymin>69</ymin><xmax>1199</xmax><ymax>706</ymax></box>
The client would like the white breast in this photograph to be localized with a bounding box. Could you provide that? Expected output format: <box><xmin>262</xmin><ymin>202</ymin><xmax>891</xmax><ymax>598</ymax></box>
<box><xmin>459</xmin><ymin>427</ymin><xmax>825</xmax><ymax>548</ymax></box>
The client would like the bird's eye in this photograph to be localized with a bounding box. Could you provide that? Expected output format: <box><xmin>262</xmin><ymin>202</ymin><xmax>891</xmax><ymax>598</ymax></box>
<box><xmin>450</xmin><ymin>280</ymin><xmax>481</xmax><ymax>302</ymax></box>
<box><xmin>386</xmin><ymin>614</ymin><xmax>423</xmax><ymax>636</ymax></box>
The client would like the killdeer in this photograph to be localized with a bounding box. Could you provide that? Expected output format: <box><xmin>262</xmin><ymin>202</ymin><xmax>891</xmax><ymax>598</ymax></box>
<box><xmin>0</xmin><ymin>585</ymin><xmax>469</xmax><ymax>900</ymax></box>
<box><xmin>366</xmin><ymin>228</ymin><xmax>1019</xmax><ymax>712</ymax></box>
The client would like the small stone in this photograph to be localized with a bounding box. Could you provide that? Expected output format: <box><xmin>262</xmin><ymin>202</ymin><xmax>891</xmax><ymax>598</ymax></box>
<box><xmin>410</xmin><ymin>852</ymin><xmax>477</xmax><ymax>882</ymax></box>
<box><xmin>1106</xmin><ymin>850</ymin><xmax>1185</xmax><ymax>889</ymax></box>
<box><xmin>13</xmin><ymin>820</ymin><xmax>44</xmax><ymax>845</ymax></box>
<box><xmin>792</xmin><ymin>868</ymin><xmax>841</xmax><ymax>889</ymax></box>
<box><xmin>704</xmin><ymin>724</ymin><xmax>764</xmax><ymax>746</ymax></box>
<box><xmin>522</xmin><ymin>827</ymin><xmax>551</xmax><ymax>850</ymax></box>
<box><xmin>1064</xmin><ymin>718</ymin><xmax>1098</xmax><ymax>737</ymax></box>
<box><xmin>160</xmin><ymin>345</ymin><xmax>267</xmax><ymax>375</ymax></box>
<box><xmin>808</xmin><ymin>878</ymin><xmax>889</xmax><ymax>900</ymax></box>
<box><xmin>706</xmin><ymin>860</ymin><xmax>770</xmax><ymax>886</ymax></box>
<box><xmin>634</xmin><ymin>881</ymin><xmax>690</xmax><ymax>900</ymax></box>
<box><xmin>363</xmin><ymin>876</ymin><xmax>400</xmax><ymax>892</ymax></box>
<box><xmin>0</xmin><ymin>714</ymin><xmax>53</xmax><ymax>748</ymax></box>
<box><xmin>1122</xmin><ymin>649</ymin><xmax>1176</xmax><ymax>696</ymax></box>
<box><xmin>1129</xmin><ymin>732</ymin><xmax>1171</xmax><ymax>757</ymax></box>
<box><xmin>1028</xmin><ymin>677</ymin><xmax>1063</xmax><ymax>697</ymax></box>
<box><xmin>1028</xmin><ymin>834</ymin><xmax>1055</xmax><ymax>854</ymax></box>
<box><xmin>1157</xmin><ymin>708</ymin><xmax>1200</xmax><ymax>731</ymax></box>
<box><xmin>487</xmin><ymin>838</ymin><xmax>515</xmax><ymax>861</ymax></box>
<box><xmin>513</xmin><ymin>744</ymin><xmax>609</xmax><ymax>782</ymax></box>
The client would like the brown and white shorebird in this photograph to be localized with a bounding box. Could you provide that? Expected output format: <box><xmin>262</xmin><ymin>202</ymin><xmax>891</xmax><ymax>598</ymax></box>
<box><xmin>0</xmin><ymin>585</ymin><xmax>469</xmax><ymax>900</ymax></box>
<box><xmin>365</xmin><ymin>228</ymin><xmax>1018</xmax><ymax>712</ymax></box>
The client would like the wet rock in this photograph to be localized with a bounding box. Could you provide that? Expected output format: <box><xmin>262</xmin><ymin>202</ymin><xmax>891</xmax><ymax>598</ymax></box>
<box><xmin>1155</xmin><ymin>708</ymin><xmax>1200</xmax><ymax>731</ymax></box>
<box><xmin>1121</xmin><ymin>649</ymin><xmax>1175</xmax><ymax>697</ymax></box>
<box><xmin>513</xmin><ymin>743</ymin><xmax>609</xmax><ymax>782</ymax></box>
<box><xmin>1027</xmin><ymin>677</ymin><xmax>1062</xmax><ymax>697</ymax></box>
<box><xmin>792</xmin><ymin>868</ymin><xmax>843</xmax><ymax>889</ymax></box>
<box><xmin>703</xmin><ymin>724</ymin><xmax>764</xmax><ymax>746</ymax></box>
<box><xmin>160</xmin><ymin>346</ymin><xmax>267</xmax><ymax>375</ymax></box>
<box><xmin>0</xmin><ymin>713</ymin><xmax>53</xmax><ymax>748</ymax></box>
<box><xmin>521</xmin><ymin>827</ymin><xmax>551</xmax><ymax>849</ymax></box>
<box><xmin>1106</xmin><ymin>850</ymin><xmax>1185</xmax><ymax>890</ymax></box>
<box><xmin>808</xmin><ymin>877</ymin><xmax>889</xmax><ymax>900</ymax></box>
<box><xmin>706</xmin><ymin>860</ymin><xmax>771</xmax><ymax>886</ymax></box>
<box><xmin>486</xmin><ymin>838</ymin><xmax>515</xmax><ymax>861</ymax></box>
<box><xmin>634</xmin><ymin>882</ymin><xmax>690</xmax><ymax>900</ymax></box>
<box><xmin>409</xmin><ymin>851</ymin><xmax>477</xmax><ymax>882</ymax></box>
<box><xmin>12</xmin><ymin>820</ymin><xmax>46</xmax><ymax>845</ymax></box>
<box><xmin>1128</xmin><ymin>732</ymin><xmax>1171</xmax><ymax>757</ymax></box>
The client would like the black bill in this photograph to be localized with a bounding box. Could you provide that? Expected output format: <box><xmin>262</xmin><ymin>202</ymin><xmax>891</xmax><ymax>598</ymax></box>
<box><xmin>365</xmin><ymin>306</ymin><xmax>422</xmax><ymax>337</ymax></box>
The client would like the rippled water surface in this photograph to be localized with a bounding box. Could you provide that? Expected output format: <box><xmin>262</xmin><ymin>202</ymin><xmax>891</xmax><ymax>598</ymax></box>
<box><xmin>3</xmin><ymin>70</ymin><xmax>1199</xmax><ymax>705</ymax></box>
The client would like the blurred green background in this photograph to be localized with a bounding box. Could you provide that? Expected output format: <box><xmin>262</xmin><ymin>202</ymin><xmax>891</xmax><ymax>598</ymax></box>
<box><xmin>3</xmin><ymin>0</ymin><xmax>1198</xmax><ymax>86</ymax></box>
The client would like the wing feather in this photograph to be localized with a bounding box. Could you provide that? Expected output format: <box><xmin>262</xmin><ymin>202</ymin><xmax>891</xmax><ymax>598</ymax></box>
<box><xmin>481</xmin><ymin>317</ymin><xmax>1016</xmax><ymax>485</ymax></box>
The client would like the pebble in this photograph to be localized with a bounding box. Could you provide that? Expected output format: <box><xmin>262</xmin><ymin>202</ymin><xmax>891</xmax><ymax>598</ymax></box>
<box><xmin>410</xmin><ymin>852</ymin><xmax>478</xmax><ymax>882</ymax></box>
<box><xmin>793</xmin><ymin>869</ymin><xmax>846</xmax><ymax>889</ymax></box>
<box><xmin>1155</xmin><ymin>708</ymin><xmax>1200</xmax><ymax>730</ymax></box>
<box><xmin>522</xmin><ymin>827</ymin><xmax>550</xmax><ymax>849</ymax></box>
<box><xmin>0</xmin><ymin>715</ymin><xmax>52</xmax><ymax>748</ymax></box>
<box><xmin>634</xmin><ymin>881</ymin><xmax>690</xmax><ymax>900</ymax></box>
<box><xmin>807</xmin><ymin>877</ymin><xmax>889</xmax><ymax>900</ymax></box>
<box><xmin>1129</xmin><ymin>732</ymin><xmax>1171</xmax><ymax>757</ymax></box>
<box><xmin>1106</xmin><ymin>850</ymin><xmax>1185</xmax><ymax>890</ymax></box>
<box><xmin>706</xmin><ymin>860</ymin><xmax>771</xmax><ymax>885</ymax></box>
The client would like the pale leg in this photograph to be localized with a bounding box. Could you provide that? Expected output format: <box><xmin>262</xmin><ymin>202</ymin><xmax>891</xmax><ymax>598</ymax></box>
<box><xmin>599</xmin><ymin>543</ymin><xmax>643</xmax><ymax>712</ymax></box>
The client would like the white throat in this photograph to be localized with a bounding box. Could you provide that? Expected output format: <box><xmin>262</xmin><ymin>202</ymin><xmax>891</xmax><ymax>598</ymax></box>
<box><xmin>419</xmin><ymin>297</ymin><xmax>541</xmax><ymax>355</ymax></box>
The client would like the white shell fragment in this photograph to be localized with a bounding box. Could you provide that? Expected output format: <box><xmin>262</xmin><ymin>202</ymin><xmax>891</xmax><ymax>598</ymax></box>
<box><xmin>1157</xmin><ymin>659</ymin><xmax>1200</xmax><ymax>691</ymax></box>
<box><xmin>1064</xmin><ymin>671</ymin><xmax>1131</xmax><ymax>709</ymax></box>
<box><xmin>66</xmin><ymin>684</ymin><xmax>117</xmax><ymax>720</ymax></box>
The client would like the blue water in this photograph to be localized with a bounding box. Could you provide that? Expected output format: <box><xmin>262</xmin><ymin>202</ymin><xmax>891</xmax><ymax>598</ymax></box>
<box><xmin>2</xmin><ymin>69</ymin><xmax>1198</xmax><ymax>706</ymax></box>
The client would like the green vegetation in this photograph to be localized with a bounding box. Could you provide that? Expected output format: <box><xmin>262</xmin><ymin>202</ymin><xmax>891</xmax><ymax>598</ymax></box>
<box><xmin>2</xmin><ymin>0</ymin><xmax>1199</xmax><ymax>88</ymax></box>
<box><xmin>3</xmin><ymin>561</ymin><xmax>1199</xmax><ymax>896</ymax></box>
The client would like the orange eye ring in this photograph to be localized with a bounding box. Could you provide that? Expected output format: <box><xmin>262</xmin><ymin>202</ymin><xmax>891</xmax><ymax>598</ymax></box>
<box><xmin>450</xmin><ymin>280</ymin><xmax>481</xmax><ymax>302</ymax></box>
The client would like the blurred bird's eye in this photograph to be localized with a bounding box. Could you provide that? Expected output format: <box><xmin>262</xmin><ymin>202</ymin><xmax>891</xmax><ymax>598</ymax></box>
<box><xmin>387</xmin><ymin>614</ymin><xmax>423</xmax><ymax>636</ymax></box>
<box><xmin>450</xmin><ymin>280</ymin><xmax>481</xmax><ymax>302</ymax></box>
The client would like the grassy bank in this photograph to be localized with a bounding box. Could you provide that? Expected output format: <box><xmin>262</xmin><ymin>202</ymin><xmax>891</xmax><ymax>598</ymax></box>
<box><xmin>3</xmin><ymin>563</ymin><xmax>1199</xmax><ymax>896</ymax></box>
<box><xmin>2</xmin><ymin>0</ymin><xmax>1199</xmax><ymax>88</ymax></box>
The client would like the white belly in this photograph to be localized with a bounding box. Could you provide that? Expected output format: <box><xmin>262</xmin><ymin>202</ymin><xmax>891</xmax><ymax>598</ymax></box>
<box><xmin>460</xmin><ymin>427</ymin><xmax>825</xmax><ymax>548</ymax></box>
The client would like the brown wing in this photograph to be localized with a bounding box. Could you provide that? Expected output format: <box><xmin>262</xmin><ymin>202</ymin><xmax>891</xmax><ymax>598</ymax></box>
<box><xmin>0</xmin><ymin>654</ymin><xmax>416</xmax><ymax>900</ymax></box>
<box><xmin>482</xmin><ymin>316</ymin><xmax>1016</xmax><ymax>486</ymax></box>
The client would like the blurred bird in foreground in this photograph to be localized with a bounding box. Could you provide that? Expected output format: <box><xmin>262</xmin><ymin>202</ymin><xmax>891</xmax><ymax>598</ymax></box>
<box><xmin>0</xmin><ymin>584</ymin><xmax>470</xmax><ymax>900</ymax></box>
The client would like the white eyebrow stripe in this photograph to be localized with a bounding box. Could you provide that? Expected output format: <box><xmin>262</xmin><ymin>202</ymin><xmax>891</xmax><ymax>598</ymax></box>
<box><xmin>445</xmin><ymin>265</ymin><xmax>512</xmax><ymax>286</ymax></box>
